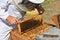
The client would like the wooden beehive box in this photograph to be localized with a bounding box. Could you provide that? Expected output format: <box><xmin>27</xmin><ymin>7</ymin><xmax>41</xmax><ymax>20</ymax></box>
<box><xmin>10</xmin><ymin>15</ymin><xmax>52</xmax><ymax>40</ymax></box>
<box><xmin>52</xmin><ymin>15</ymin><xmax>60</xmax><ymax>28</ymax></box>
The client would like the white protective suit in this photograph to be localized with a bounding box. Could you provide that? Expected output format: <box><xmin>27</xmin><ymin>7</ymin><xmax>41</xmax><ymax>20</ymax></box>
<box><xmin>0</xmin><ymin>0</ymin><xmax>23</xmax><ymax>40</ymax></box>
<box><xmin>0</xmin><ymin>0</ymin><xmax>44</xmax><ymax>40</ymax></box>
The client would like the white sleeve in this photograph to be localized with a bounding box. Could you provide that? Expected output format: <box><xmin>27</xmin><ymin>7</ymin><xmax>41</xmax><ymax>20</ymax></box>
<box><xmin>0</xmin><ymin>0</ymin><xmax>9</xmax><ymax>20</ymax></box>
<box><xmin>0</xmin><ymin>8</ymin><xmax>9</xmax><ymax>19</ymax></box>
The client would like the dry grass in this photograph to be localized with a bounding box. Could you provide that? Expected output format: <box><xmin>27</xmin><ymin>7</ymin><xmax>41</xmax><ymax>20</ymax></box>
<box><xmin>42</xmin><ymin>0</ymin><xmax>60</xmax><ymax>24</ymax></box>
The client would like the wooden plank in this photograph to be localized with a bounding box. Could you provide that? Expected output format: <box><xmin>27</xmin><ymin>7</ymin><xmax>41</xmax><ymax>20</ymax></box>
<box><xmin>52</xmin><ymin>15</ymin><xmax>60</xmax><ymax>28</ymax></box>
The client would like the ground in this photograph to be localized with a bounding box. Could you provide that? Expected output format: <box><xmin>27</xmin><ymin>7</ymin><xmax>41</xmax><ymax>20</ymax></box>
<box><xmin>42</xmin><ymin>0</ymin><xmax>60</xmax><ymax>25</ymax></box>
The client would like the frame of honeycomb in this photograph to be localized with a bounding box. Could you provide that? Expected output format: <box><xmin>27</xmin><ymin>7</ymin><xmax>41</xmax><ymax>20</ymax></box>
<box><xmin>10</xmin><ymin>15</ymin><xmax>52</xmax><ymax>40</ymax></box>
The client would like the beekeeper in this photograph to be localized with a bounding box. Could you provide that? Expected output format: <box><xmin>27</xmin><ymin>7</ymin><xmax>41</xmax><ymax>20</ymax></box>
<box><xmin>0</xmin><ymin>0</ymin><xmax>44</xmax><ymax>40</ymax></box>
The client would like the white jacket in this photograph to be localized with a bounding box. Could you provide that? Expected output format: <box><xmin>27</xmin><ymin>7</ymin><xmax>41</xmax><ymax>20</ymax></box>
<box><xmin>0</xmin><ymin>0</ymin><xmax>23</xmax><ymax>40</ymax></box>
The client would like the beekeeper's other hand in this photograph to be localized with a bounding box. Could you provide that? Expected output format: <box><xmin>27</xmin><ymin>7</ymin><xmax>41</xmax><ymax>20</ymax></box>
<box><xmin>6</xmin><ymin>16</ymin><xmax>18</xmax><ymax>24</ymax></box>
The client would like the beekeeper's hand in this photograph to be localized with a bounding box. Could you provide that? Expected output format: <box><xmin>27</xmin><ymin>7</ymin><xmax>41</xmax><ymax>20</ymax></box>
<box><xmin>6</xmin><ymin>16</ymin><xmax>18</xmax><ymax>24</ymax></box>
